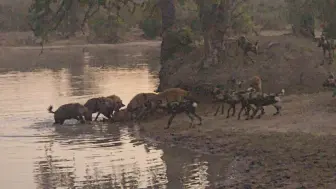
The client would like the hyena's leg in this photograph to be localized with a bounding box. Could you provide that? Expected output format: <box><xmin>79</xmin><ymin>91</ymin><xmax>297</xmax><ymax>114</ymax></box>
<box><xmin>77</xmin><ymin>116</ymin><xmax>85</xmax><ymax>123</ymax></box>
<box><xmin>165</xmin><ymin>113</ymin><xmax>177</xmax><ymax>129</ymax></box>
<box><xmin>102</xmin><ymin>112</ymin><xmax>112</xmax><ymax>120</ymax></box>
<box><xmin>94</xmin><ymin>112</ymin><xmax>101</xmax><ymax>121</ymax></box>
<box><xmin>59</xmin><ymin>119</ymin><xmax>65</xmax><ymax>125</ymax></box>
<box><xmin>136</xmin><ymin>108</ymin><xmax>148</xmax><ymax>121</ymax></box>
<box><xmin>221</xmin><ymin>104</ymin><xmax>225</xmax><ymax>115</ymax></box>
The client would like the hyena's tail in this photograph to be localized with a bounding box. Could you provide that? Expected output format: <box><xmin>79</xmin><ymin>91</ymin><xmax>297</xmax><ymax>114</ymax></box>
<box><xmin>47</xmin><ymin>105</ymin><xmax>55</xmax><ymax>114</ymax></box>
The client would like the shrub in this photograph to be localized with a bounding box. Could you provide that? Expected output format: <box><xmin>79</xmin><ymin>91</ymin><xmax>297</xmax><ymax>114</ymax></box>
<box><xmin>139</xmin><ymin>18</ymin><xmax>161</xmax><ymax>39</ymax></box>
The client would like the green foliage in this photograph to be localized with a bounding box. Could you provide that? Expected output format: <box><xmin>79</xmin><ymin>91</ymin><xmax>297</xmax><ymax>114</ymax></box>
<box><xmin>139</xmin><ymin>18</ymin><xmax>161</xmax><ymax>39</ymax></box>
<box><xmin>285</xmin><ymin>0</ymin><xmax>336</xmax><ymax>38</ymax></box>
<box><xmin>88</xmin><ymin>13</ymin><xmax>128</xmax><ymax>43</ymax></box>
<box><xmin>231</xmin><ymin>5</ymin><xmax>254</xmax><ymax>34</ymax></box>
<box><xmin>249</xmin><ymin>0</ymin><xmax>288</xmax><ymax>30</ymax></box>
<box><xmin>162</xmin><ymin>26</ymin><xmax>194</xmax><ymax>61</ymax></box>
<box><xmin>0</xmin><ymin>4</ymin><xmax>31</xmax><ymax>32</ymax></box>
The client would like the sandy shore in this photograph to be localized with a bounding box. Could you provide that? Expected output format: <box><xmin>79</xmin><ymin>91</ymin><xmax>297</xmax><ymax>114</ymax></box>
<box><xmin>139</xmin><ymin>92</ymin><xmax>336</xmax><ymax>188</ymax></box>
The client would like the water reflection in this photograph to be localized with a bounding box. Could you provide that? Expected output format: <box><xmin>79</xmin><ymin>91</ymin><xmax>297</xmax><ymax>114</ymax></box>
<box><xmin>34</xmin><ymin>125</ymin><xmax>168</xmax><ymax>188</ymax></box>
<box><xmin>0</xmin><ymin>44</ymin><xmax>222</xmax><ymax>189</ymax></box>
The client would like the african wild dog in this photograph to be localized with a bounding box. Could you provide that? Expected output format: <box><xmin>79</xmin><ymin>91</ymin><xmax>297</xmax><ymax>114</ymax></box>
<box><xmin>318</xmin><ymin>34</ymin><xmax>336</xmax><ymax>65</ymax></box>
<box><xmin>238</xmin><ymin>89</ymin><xmax>285</xmax><ymax>120</ymax></box>
<box><xmin>211</xmin><ymin>85</ymin><xmax>252</xmax><ymax>118</ymax></box>
<box><xmin>236</xmin><ymin>36</ymin><xmax>259</xmax><ymax>63</ymax></box>
<box><xmin>84</xmin><ymin>97</ymin><xmax>124</xmax><ymax>121</ymax></box>
<box><xmin>159</xmin><ymin>97</ymin><xmax>202</xmax><ymax>129</ymax></box>
<box><xmin>47</xmin><ymin>103</ymin><xmax>92</xmax><ymax>125</ymax></box>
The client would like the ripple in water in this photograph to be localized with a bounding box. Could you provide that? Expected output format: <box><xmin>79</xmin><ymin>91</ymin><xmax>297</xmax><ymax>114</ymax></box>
<box><xmin>0</xmin><ymin>44</ymin><xmax>227</xmax><ymax>189</ymax></box>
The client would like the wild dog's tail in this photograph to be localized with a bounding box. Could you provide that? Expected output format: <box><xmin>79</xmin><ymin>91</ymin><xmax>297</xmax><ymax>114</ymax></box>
<box><xmin>47</xmin><ymin>105</ymin><xmax>55</xmax><ymax>114</ymax></box>
<box><xmin>277</xmin><ymin>89</ymin><xmax>285</xmax><ymax>96</ymax></box>
<box><xmin>272</xmin><ymin>89</ymin><xmax>285</xmax><ymax>102</ymax></box>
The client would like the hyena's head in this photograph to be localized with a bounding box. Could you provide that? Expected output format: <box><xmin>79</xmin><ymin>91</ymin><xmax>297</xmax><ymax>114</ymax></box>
<box><xmin>81</xmin><ymin>107</ymin><xmax>92</xmax><ymax>121</ymax></box>
<box><xmin>114</xmin><ymin>101</ymin><xmax>125</xmax><ymax>112</ymax></box>
<box><xmin>106</xmin><ymin>95</ymin><xmax>125</xmax><ymax>112</ymax></box>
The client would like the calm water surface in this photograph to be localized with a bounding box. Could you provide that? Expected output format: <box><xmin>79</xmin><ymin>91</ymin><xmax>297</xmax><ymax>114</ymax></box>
<box><xmin>0</xmin><ymin>43</ymin><xmax>236</xmax><ymax>189</ymax></box>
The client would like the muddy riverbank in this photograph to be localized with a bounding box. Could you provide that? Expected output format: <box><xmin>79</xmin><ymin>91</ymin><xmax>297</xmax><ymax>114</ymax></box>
<box><xmin>138</xmin><ymin>91</ymin><xmax>336</xmax><ymax>188</ymax></box>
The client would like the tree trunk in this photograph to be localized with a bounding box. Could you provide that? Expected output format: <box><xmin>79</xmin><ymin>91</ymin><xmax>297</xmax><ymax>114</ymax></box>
<box><xmin>156</xmin><ymin>0</ymin><xmax>176</xmax><ymax>92</ymax></box>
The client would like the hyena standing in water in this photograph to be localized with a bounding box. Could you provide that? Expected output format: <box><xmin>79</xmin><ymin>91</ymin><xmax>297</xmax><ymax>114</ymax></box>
<box><xmin>318</xmin><ymin>34</ymin><xmax>336</xmax><ymax>65</ymax></box>
<box><xmin>84</xmin><ymin>96</ymin><xmax>125</xmax><ymax>121</ymax></box>
<box><xmin>47</xmin><ymin>103</ymin><xmax>92</xmax><ymax>125</ymax></box>
<box><xmin>236</xmin><ymin>36</ymin><xmax>259</xmax><ymax>63</ymax></box>
<box><xmin>106</xmin><ymin>94</ymin><xmax>125</xmax><ymax>114</ymax></box>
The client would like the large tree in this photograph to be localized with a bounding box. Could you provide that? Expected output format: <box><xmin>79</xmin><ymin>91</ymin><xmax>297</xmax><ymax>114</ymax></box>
<box><xmin>28</xmin><ymin>0</ymin><xmax>251</xmax><ymax>91</ymax></box>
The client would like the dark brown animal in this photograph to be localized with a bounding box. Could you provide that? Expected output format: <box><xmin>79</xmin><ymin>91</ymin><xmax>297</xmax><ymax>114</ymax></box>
<box><xmin>48</xmin><ymin>103</ymin><xmax>92</xmax><ymax>125</ymax></box>
<box><xmin>84</xmin><ymin>97</ymin><xmax>124</xmax><ymax>121</ymax></box>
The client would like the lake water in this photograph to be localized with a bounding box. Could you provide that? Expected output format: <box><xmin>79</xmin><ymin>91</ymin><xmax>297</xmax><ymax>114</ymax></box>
<box><xmin>0</xmin><ymin>43</ymin><xmax>231</xmax><ymax>189</ymax></box>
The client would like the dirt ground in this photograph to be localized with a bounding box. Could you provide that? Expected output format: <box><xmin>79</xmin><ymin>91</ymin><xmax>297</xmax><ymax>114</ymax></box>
<box><xmin>138</xmin><ymin>91</ymin><xmax>336</xmax><ymax>188</ymax></box>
